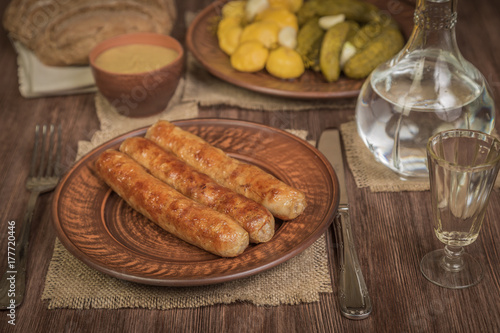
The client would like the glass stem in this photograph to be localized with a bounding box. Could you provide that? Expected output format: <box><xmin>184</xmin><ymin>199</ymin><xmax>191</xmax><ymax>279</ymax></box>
<box><xmin>441</xmin><ymin>245</ymin><xmax>465</xmax><ymax>272</ymax></box>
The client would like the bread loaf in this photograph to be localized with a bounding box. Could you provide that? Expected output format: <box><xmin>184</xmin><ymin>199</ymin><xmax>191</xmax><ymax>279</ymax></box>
<box><xmin>3</xmin><ymin>0</ymin><xmax>177</xmax><ymax>66</ymax></box>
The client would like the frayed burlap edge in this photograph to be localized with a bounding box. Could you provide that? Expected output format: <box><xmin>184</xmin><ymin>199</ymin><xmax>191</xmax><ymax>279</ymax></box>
<box><xmin>42</xmin><ymin>235</ymin><xmax>332</xmax><ymax>310</ymax></box>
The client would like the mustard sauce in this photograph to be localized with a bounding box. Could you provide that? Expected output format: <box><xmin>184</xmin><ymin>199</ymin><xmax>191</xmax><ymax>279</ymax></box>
<box><xmin>95</xmin><ymin>44</ymin><xmax>179</xmax><ymax>74</ymax></box>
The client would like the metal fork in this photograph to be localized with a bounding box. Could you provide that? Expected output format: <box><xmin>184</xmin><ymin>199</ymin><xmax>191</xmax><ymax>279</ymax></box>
<box><xmin>0</xmin><ymin>124</ymin><xmax>62</xmax><ymax>308</ymax></box>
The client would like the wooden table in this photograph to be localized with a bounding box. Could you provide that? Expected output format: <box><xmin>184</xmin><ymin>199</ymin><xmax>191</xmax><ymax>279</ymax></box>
<box><xmin>1</xmin><ymin>0</ymin><xmax>499</xmax><ymax>332</ymax></box>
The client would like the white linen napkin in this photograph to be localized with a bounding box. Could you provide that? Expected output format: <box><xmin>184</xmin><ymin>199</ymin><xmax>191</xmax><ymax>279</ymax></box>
<box><xmin>12</xmin><ymin>40</ymin><xmax>97</xmax><ymax>98</ymax></box>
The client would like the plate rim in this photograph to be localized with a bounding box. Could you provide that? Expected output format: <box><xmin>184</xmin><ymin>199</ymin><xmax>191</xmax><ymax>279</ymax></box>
<box><xmin>52</xmin><ymin>118</ymin><xmax>340</xmax><ymax>286</ymax></box>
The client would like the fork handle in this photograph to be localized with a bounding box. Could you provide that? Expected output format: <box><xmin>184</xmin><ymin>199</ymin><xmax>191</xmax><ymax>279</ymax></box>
<box><xmin>0</xmin><ymin>190</ymin><xmax>40</xmax><ymax>309</ymax></box>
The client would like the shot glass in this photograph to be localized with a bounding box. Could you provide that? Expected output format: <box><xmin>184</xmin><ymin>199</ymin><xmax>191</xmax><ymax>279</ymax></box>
<box><xmin>420</xmin><ymin>129</ymin><xmax>500</xmax><ymax>289</ymax></box>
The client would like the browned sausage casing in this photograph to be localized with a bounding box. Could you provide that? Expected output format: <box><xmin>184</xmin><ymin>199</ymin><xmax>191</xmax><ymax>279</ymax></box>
<box><xmin>120</xmin><ymin>137</ymin><xmax>275</xmax><ymax>243</ymax></box>
<box><xmin>95</xmin><ymin>149</ymin><xmax>249</xmax><ymax>257</ymax></box>
<box><xmin>145</xmin><ymin>120</ymin><xmax>307</xmax><ymax>220</ymax></box>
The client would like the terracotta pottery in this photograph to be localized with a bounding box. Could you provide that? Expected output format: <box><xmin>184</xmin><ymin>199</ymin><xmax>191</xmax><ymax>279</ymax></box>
<box><xmin>52</xmin><ymin>118</ymin><xmax>340</xmax><ymax>286</ymax></box>
<box><xmin>89</xmin><ymin>33</ymin><xmax>184</xmax><ymax>117</ymax></box>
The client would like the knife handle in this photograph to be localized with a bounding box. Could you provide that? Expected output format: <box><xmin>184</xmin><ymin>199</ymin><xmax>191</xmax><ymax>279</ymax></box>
<box><xmin>334</xmin><ymin>205</ymin><xmax>372</xmax><ymax>320</ymax></box>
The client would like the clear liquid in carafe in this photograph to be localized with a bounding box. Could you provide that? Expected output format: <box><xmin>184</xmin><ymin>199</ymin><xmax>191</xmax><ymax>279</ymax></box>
<box><xmin>356</xmin><ymin>50</ymin><xmax>495</xmax><ymax>178</ymax></box>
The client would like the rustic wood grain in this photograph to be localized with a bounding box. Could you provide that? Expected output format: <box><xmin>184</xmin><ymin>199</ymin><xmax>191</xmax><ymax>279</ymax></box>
<box><xmin>1</xmin><ymin>0</ymin><xmax>500</xmax><ymax>332</ymax></box>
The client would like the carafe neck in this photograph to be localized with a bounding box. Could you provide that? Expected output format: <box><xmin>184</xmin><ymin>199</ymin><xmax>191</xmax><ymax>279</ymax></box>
<box><xmin>405</xmin><ymin>0</ymin><xmax>459</xmax><ymax>54</ymax></box>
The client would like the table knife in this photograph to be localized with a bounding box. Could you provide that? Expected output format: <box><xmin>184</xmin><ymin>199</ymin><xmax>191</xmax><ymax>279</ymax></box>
<box><xmin>317</xmin><ymin>128</ymin><xmax>372</xmax><ymax>320</ymax></box>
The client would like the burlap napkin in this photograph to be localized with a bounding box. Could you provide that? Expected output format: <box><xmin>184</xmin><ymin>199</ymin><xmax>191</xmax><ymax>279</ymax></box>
<box><xmin>42</xmin><ymin>87</ymin><xmax>333</xmax><ymax>309</ymax></box>
<box><xmin>43</xmin><ymin>235</ymin><xmax>331</xmax><ymax>309</ymax></box>
<box><xmin>339</xmin><ymin>121</ymin><xmax>429</xmax><ymax>192</ymax></box>
<box><xmin>340</xmin><ymin>121</ymin><xmax>500</xmax><ymax>192</ymax></box>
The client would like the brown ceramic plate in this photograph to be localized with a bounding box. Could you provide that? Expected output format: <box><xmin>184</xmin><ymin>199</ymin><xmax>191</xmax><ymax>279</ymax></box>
<box><xmin>52</xmin><ymin>118</ymin><xmax>340</xmax><ymax>286</ymax></box>
<box><xmin>186</xmin><ymin>0</ymin><xmax>414</xmax><ymax>100</ymax></box>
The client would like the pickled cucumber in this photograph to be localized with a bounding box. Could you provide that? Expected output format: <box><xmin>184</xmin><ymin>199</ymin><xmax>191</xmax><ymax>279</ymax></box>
<box><xmin>348</xmin><ymin>21</ymin><xmax>384</xmax><ymax>50</ymax></box>
<box><xmin>350</xmin><ymin>16</ymin><xmax>399</xmax><ymax>46</ymax></box>
<box><xmin>343</xmin><ymin>27</ymin><xmax>404</xmax><ymax>79</ymax></box>
<box><xmin>300</xmin><ymin>0</ymin><xmax>379</xmax><ymax>24</ymax></box>
<box><xmin>320</xmin><ymin>21</ymin><xmax>359</xmax><ymax>82</ymax></box>
<box><xmin>218</xmin><ymin>0</ymin><xmax>406</xmax><ymax>81</ymax></box>
<box><xmin>296</xmin><ymin>1</ymin><xmax>318</xmax><ymax>26</ymax></box>
<box><xmin>296</xmin><ymin>17</ymin><xmax>324</xmax><ymax>70</ymax></box>
<box><xmin>340</xmin><ymin>16</ymin><xmax>402</xmax><ymax>67</ymax></box>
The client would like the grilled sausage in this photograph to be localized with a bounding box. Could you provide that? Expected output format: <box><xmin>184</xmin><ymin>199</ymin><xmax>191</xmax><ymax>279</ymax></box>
<box><xmin>95</xmin><ymin>149</ymin><xmax>249</xmax><ymax>257</ymax></box>
<box><xmin>145</xmin><ymin>120</ymin><xmax>307</xmax><ymax>220</ymax></box>
<box><xmin>120</xmin><ymin>137</ymin><xmax>275</xmax><ymax>243</ymax></box>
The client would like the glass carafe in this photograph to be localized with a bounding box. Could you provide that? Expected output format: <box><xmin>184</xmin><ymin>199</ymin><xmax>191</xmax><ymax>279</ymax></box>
<box><xmin>355</xmin><ymin>0</ymin><xmax>495</xmax><ymax>178</ymax></box>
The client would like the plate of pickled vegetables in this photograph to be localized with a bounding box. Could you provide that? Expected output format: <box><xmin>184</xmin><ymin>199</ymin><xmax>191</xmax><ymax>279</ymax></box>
<box><xmin>186</xmin><ymin>0</ymin><xmax>413</xmax><ymax>99</ymax></box>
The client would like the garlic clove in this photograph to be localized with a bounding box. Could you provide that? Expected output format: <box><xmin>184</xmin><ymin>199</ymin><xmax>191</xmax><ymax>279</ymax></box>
<box><xmin>318</xmin><ymin>14</ymin><xmax>346</xmax><ymax>30</ymax></box>
<box><xmin>278</xmin><ymin>26</ymin><xmax>297</xmax><ymax>49</ymax></box>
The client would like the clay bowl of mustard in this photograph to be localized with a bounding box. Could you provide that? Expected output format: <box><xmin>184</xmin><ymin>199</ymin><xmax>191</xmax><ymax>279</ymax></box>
<box><xmin>89</xmin><ymin>33</ymin><xmax>184</xmax><ymax>118</ymax></box>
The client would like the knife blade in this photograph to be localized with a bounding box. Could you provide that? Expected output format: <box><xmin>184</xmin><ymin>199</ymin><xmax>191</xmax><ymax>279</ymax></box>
<box><xmin>317</xmin><ymin>128</ymin><xmax>372</xmax><ymax>320</ymax></box>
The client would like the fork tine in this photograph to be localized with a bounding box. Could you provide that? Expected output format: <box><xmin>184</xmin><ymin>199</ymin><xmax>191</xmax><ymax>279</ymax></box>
<box><xmin>45</xmin><ymin>125</ymin><xmax>56</xmax><ymax>177</ymax></box>
<box><xmin>54</xmin><ymin>124</ymin><xmax>62</xmax><ymax>177</ymax></box>
<box><xmin>37</xmin><ymin>125</ymin><xmax>48</xmax><ymax>178</ymax></box>
<box><xmin>29</xmin><ymin>125</ymin><xmax>41</xmax><ymax>178</ymax></box>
